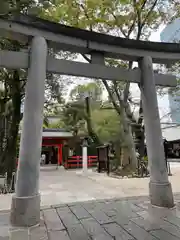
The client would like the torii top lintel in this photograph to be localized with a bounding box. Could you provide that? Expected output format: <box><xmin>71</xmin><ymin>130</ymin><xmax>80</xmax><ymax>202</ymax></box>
<box><xmin>0</xmin><ymin>14</ymin><xmax>180</xmax><ymax>64</ymax></box>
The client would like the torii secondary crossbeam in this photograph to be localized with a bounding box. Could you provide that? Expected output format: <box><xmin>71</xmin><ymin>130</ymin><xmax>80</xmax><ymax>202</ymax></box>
<box><xmin>0</xmin><ymin>14</ymin><xmax>178</xmax><ymax>227</ymax></box>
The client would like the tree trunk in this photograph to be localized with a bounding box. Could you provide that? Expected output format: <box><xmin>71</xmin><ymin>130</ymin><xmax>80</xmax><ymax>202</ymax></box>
<box><xmin>0</xmin><ymin>80</ymin><xmax>9</xmax><ymax>163</ymax></box>
<box><xmin>102</xmin><ymin>80</ymin><xmax>137</xmax><ymax>170</ymax></box>
<box><xmin>120</xmin><ymin>147</ymin><xmax>130</xmax><ymax>167</ymax></box>
<box><xmin>121</xmin><ymin>108</ymin><xmax>137</xmax><ymax>170</ymax></box>
<box><xmin>2</xmin><ymin>71</ymin><xmax>21</xmax><ymax>183</ymax></box>
<box><xmin>0</xmin><ymin>102</ymin><xmax>5</xmax><ymax>158</ymax></box>
<box><xmin>85</xmin><ymin>96</ymin><xmax>101</xmax><ymax>145</ymax></box>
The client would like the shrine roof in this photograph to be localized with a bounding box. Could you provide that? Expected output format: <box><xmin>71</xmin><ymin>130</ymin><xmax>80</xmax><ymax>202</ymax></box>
<box><xmin>42</xmin><ymin>128</ymin><xmax>73</xmax><ymax>138</ymax></box>
<box><xmin>162</xmin><ymin>125</ymin><xmax>180</xmax><ymax>142</ymax></box>
<box><xmin>43</xmin><ymin>128</ymin><xmax>69</xmax><ymax>132</ymax></box>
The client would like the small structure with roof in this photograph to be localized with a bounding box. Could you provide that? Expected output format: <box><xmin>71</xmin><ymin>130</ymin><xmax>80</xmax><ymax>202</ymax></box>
<box><xmin>42</xmin><ymin>128</ymin><xmax>73</xmax><ymax>165</ymax></box>
<box><xmin>162</xmin><ymin>123</ymin><xmax>180</xmax><ymax>158</ymax></box>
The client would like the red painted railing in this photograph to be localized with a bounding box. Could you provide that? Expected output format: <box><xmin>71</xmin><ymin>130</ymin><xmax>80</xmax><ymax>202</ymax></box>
<box><xmin>17</xmin><ymin>156</ymin><xmax>98</xmax><ymax>169</ymax></box>
<box><xmin>64</xmin><ymin>156</ymin><xmax>98</xmax><ymax>169</ymax></box>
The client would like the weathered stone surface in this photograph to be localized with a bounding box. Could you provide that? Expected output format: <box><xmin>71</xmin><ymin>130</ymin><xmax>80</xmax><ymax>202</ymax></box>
<box><xmin>0</xmin><ymin>237</ymin><xmax>9</xmax><ymax>240</ymax></box>
<box><xmin>29</xmin><ymin>222</ymin><xmax>48</xmax><ymax>240</ymax></box>
<box><xmin>70</xmin><ymin>205</ymin><xmax>91</xmax><ymax>219</ymax></box>
<box><xmin>122</xmin><ymin>221</ymin><xmax>157</xmax><ymax>240</ymax></box>
<box><xmin>140</xmin><ymin>56</ymin><xmax>174</xmax><ymax>208</ymax></box>
<box><xmin>43</xmin><ymin>208</ymin><xmax>65</xmax><ymax>231</ymax></box>
<box><xmin>103</xmin><ymin>209</ymin><xmax>117</xmax><ymax>217</ymax></box>
<box><xmin>0</xmin><ymin>227</ymin><xmax>9</xmax><ymax>239</ymax></box>
<box><xmin>136</xmin><ymin>202</ymin><xmax>149</xmax><ymax>210</ymax></box>
<box><xmin>48</xmin><ymin>230</ymin><xmax>70</xmax><ymax>240</ymax></box>
<box><xmin>131</xmin><ymin>217</ymin><xmax>160</xmax><ymax>231</ymax></box>
<box><xmin>57</xmin><ymin>207</ymin><xmax>80</xmax><ymax>228</ymax></box>
<box><xmin>10</xmin><ymin>36</ymin><xmax>48</xmax><ymax>227</ymax></box>
<box><xmin>158</xmin><ymin>219</ymin><xmax>180</xmax><ymax>239</ymax></box>
<box><xmin>130</xmin><ymin>203</ymin><xmax>145</xmax><ymax>212</ymax></box>
<box><xmin>90</xmin><ymin>233</ymin><xmax>114</xmax><ymax>240</ymax></box>
<box><xmin>52</xmin><ymin>204</ymin><xmax>67</xmax><ymax>209</ymax></box>
<box><xmin>111</xmin><ymin>214</ymin><xmax>131</xmax><ymax>227</ymax></box>
<box><xmin>30</xmin><ymin>227</ymin><xmax>48</xmax><ymax>240</ymax></box>
<box><xmin>4</xmin><ymin>195</ymin><xmax>180</xmax><ymax>240</ymax></box>
<box><xmin>87</xmin><ymin>210</ymin><xmax>113</xmax><ymax>224</ymax></box>
<box><xmin>10</xmin><ymin>194</ymin><xmax>40</xmax><ymax>227</ymax></box>
<box><xmin>149</xmin><ymin>182</ymin><xmax>174</xmax><ymax>208</ymax></box>
<box><xmin>111</xmin><ymin>201</ymin><xmax>139</xmax><ymax>219</ymax></box>
<box><xmin>103</xmin><ymin>223</ymin><xmax>134</xmax><ymax>240</ymax></box>
<box><xmin>81</xmin><ymin>202</ymin><xmax>96</xmax><ymax>211</ymax></box>
<box><xmin>9</xmin><ymin>229</ymin><xmax>29</xmax><ymax>240</ymax></box>
<box><xmin>67</xmin><ymin>224</ymin><xmax>91</xmax><ymax>240</ymax></box>
<box><xmin>81</xmin><ymin>218</ymin><xmax>112</xmax><ymax>239</ymax></box>
<box><xmin>150</xmin><ymin>229</ymin><xmax>180</xmax><ymax>240</ymax></box>
<box><xmin>0</xmin><ymin>213</ymin><xmax>10</xmax><ymax>238</ymax></box>
<box><xmin>0</xmin><ymin>213</ymin><xmax>9</xmax><ymax>226</ymax></box>
<box><xmin>163</xmin><ymin>215</ymin><xmax>180</xmax><ymax>228</ymax></box>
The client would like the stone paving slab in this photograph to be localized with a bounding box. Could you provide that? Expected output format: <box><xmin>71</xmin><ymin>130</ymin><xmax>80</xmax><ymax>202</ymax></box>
<box><xmin>48</xmin><ymin>230</ymin><xmax>70</xmax><ymax>240</ymax></box>
<box><xmin>66</xmin><ymin>224</ymin><xmax>92</xmax><ymax>240</ymax></box>
<box><xmin>122</xmin><ymin>221</ymin><xmax>158</xmax><ymax>240</ymax></box>
<box><xmin>69</xmin><ymin>205</ymin><xmax>91</xmax><ymax>220</ymax></box>
<box><xmin>150</xmin><ymin>229</ymin><xmax>180</xmax><ymax>240</ymax></box>
<box><xmin>103</xmin><ymin>222</ymin><xmax>134</xmax><ymax>240</ymax></box>
<box><xmin>80</xmin><ymin>217</ymin><xmax>108</xmax><ymax>236</ymax></box>
<box><xmin>1</xmin><ymin>197</ymin><xmax>180</xmax><ymax>239</ymax></box>
<box><xmin>43</xmin><ymin>208</ymin><xmax>65</xmax><ymax>231</ymax></box>
<box><xmin>56</xmin><ymin>207</ymin><xmax>80</xmax><ymax>228</ymax></box>
<box><xmin>1</xmin><ymin>165</ymin><xmax>180</xmax><ymax>239</ymax></box>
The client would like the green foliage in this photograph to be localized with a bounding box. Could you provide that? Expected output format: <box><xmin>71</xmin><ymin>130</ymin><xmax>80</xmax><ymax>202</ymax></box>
<box><xmin>40</xmin><ymin>0</ymin><xmax>180</xmax><ymax>169</ymax></box>
<box><xmin>92</xmin><ymin>108</ymin><xmax>122</xmax><ymax>143</ymax></box>
<box><xmin>46</xmin><ymin>119</ymin><xmax>64</xmax><ymax>129</ymax></box>
<box><xmin>70</xmin><ymin>82</ymin><xmax>102</xmax><ymax>103</ymax></box>
<box><xmin>0</xmin><ymin>0</ymin><xmax>57</xmax><ymax>180</ymax></box>
<box><xmin>41</xmin><ymin>0</ymin><xmax>175</xmax><ymax>39</ymax></box>
<box><xmin>62</xmin><ymin>101</ymin><xmax>87</xmax><ymax>135</ymax></box>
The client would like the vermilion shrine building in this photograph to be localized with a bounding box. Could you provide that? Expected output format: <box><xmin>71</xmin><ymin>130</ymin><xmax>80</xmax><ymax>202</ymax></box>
<box><xmin>42</xmin><ymin>128</ymin><xmax>73</xmax><ymax>166</ymax></box>
<box><xmin>42</xmin><ymin>128</ymin><xmax>97</xmax><ymax>168</ymax></box>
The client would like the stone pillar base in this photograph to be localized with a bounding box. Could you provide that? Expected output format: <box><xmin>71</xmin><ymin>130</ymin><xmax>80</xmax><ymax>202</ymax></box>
<box><xmin>149</xmin><ymin>181</ymin><xmax>174</xmax><ymax>208</ymax></box>
<box><xmin>10</xmin><ymin>194</ymin><xmax>40</xmax><ymax>227</ymax></box>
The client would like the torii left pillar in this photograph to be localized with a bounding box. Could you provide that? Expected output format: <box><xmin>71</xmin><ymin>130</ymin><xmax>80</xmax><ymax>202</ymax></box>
<box><xmin>10</xmin><ymin>36</ymin><xmax>47</xmax><ymax>227</ymax></box>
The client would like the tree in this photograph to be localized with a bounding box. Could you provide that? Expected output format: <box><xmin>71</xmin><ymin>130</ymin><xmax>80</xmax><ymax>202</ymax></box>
<box><xmin>41</xmin><ymin>0</ymin><xmax>179</xmax><ymax>170</ymax></box>
<box><xmin>0</xmin><ymin>55</ymin><xmax>25</xmax><ymax>181</ymax></box>
<box><xmin>70</xmin><ymin>82</ymin><xmax>102</xmax><ymax>103</ymax></box>
<box><xmin>0</xmin><ymin>0</ymin><xmax>56</xmax><ymax>183</ymax></box>
<box><xmin>62</xmin><ymin>102</ymin><xmax>87</xmax><ymax>136</ymax></box>
<box><xmin>63</xmin><ymin>83</ymin><xmax>102</xmax><ymax>144</ymax></box>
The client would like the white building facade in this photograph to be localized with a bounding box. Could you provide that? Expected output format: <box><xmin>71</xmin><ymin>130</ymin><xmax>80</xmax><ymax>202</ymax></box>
<box><xmin>160</xmin><ymin>18</ymin><xmax>180</xmax><ymax>125</ymax></box>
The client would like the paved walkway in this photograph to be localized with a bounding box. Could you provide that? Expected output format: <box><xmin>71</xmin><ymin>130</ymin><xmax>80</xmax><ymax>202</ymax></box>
<box><xmin>1</xmin><ymin>163</ymin><xmax>180</xmax><ymax>211</ymax></box>
<box><xmin>1</xmin><ymin>164</ymin><xmax>180</xmax><ymax>239</ymax></box>
<box><xmin>2</xmin><ymin>195</ymin><xmax>180</xmax><ymax>239</ymax></box>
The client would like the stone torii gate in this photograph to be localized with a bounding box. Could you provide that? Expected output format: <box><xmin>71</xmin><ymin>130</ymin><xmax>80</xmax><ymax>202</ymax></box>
<box><xmin>0</xmin><ymin>14</ymin><xmax>178</xmax><ymax>227</ymax></box>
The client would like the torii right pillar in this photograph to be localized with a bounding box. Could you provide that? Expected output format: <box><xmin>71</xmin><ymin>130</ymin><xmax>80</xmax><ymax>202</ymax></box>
<box><xmin>139</xmin><ymin>56</ymin><xmax>174</xmax><ymax>208</ymax></box>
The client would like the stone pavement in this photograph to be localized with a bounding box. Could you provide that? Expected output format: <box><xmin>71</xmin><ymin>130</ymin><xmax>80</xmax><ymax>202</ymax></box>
<box><xmin>2</xmin><ymin>195</ymin><xmax>180</xmax><ymax>239</ymax></box>
<box><xmin>1</xmin><ymin>163</ymin><xmax>180</xmax><ymax>211</ymax></box>
<box><xmin>1</xmin><ymin>164</ymin><xmax>180</xmax><ymax>239</ymax></box>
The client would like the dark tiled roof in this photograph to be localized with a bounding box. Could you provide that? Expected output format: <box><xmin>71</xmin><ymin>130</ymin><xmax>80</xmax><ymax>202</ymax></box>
<box><xmin>1</xmin><ymin>14</ymin><xmax>180</xmax><ymax>54</ymax></box>
<box><xmin>43</xmin><ymin>128</ymin><xmax>71</xmax><ymax>133</ymax></box>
